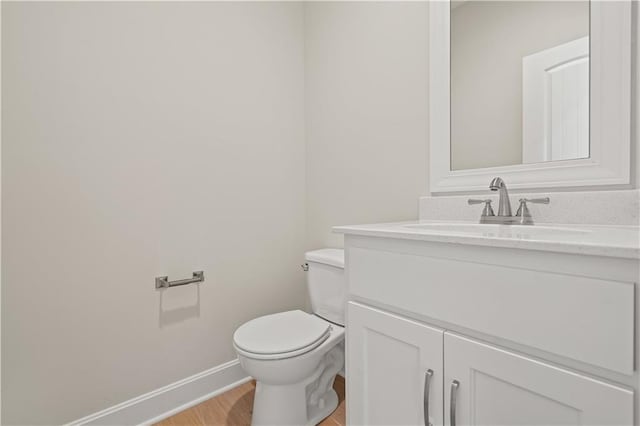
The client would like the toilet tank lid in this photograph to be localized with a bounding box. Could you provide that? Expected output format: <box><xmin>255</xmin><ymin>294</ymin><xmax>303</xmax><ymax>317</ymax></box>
<box><xmin>305</xmin><ymin>248</ymin><xmax>344</xmax><ymax>269</ymax></box>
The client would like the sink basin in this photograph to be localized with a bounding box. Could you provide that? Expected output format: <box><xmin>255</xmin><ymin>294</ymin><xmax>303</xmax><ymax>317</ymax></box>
<box><xmin>402</xmin><ymin>223</ymin><xmax>592</xmax><ymax>239</ymax></box>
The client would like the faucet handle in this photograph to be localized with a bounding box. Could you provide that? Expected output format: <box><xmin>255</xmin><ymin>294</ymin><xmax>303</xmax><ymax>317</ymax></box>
<box><xmin>468</xmin><ymin>199</ymin><xmax>495</xmax><ymax>217</ymax></box>
<box><xmin>468</xmin><ymin>198</ymin><xmax>490</xmax><ymax>205</ymax></box>
<box><xmin>516</xmin><ymin>197</ymin><xmax>550</xmax><ymax>224</ymax></box>
<box><xmin>520</xmin><ymin>197</ymin><xmax>550</xmax><ymax>205</ymax></box>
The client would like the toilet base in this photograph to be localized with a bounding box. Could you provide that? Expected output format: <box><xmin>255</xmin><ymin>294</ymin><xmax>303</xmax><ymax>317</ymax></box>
<box><xmin>251</xmin><ymin>382</ymin><xmax>339</xmax><ymax>426</ymax></box>
<box><xmin>250</xmin><ymin>343</ymin><xmax>344</xmax><ymax>426</ymax></box>
<box><xmin>307</xmin><ymin>388</ymin><xmax>338</xmax><ymax>425</ymax></box>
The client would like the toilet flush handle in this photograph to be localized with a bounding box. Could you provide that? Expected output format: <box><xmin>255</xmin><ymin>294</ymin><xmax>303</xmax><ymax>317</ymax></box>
<box><xmin>301</xmin><ymin>263</ymin><xmax>309</xmax><ymax>272</ymax></box>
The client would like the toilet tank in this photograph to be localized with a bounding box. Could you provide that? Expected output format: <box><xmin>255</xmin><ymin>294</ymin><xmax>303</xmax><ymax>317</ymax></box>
<box><xmin>305</xmin><ymin>249</ymin><xmax>345</xmax><ymax>326</ymax></box>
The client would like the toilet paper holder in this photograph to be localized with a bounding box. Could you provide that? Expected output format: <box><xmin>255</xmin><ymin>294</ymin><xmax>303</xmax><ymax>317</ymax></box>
<box><xmin>155</xmin><ymin>271</ymin><xmax>204</xmax><ymax>290</ymax></box>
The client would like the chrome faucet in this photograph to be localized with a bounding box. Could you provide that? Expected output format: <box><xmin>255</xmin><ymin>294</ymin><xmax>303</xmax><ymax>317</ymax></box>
<box><xmin>489</xmin><ymin>177</ymin><xmax>512</xmax><ymax>217</ymax></box>
<box><xmin>468</xmin><ymin>177</ymin><xmax>550</xmax><ymax>225</ymax></box>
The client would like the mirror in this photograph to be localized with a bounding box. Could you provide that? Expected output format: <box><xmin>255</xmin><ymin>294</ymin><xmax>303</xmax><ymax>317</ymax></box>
<box><xmin>450</xmin><ymin>1</ymin><xmax>590</xmax><ymax>171</ymax></box>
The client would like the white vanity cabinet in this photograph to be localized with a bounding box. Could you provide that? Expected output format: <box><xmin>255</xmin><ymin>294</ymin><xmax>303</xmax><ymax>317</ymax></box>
<box><xmin>348</xmin><ymin>301</ymin><xmax>633</xmax><ymax>426</ymax></box>
<box><xmin>342</xmin><ymin>232</ymin><xmax>639</xmax><ymax>426</ymax></box>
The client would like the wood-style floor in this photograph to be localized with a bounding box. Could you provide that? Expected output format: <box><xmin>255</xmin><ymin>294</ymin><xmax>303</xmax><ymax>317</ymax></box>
<box><xmin>155</xmin><ymin>375</ymin><xmax>346</xmax><ymax>426</ymax></box>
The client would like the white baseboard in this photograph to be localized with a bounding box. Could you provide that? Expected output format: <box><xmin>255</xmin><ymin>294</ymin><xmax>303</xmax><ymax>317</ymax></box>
<box><xmin>67</xmin><ymin>359</ymin><xmax>250</xmax><ymax>426</ymax></box>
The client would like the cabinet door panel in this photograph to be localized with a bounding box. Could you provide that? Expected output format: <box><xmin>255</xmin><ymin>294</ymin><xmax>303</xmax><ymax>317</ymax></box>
<box><xmin>444</xmin><ymin>332</ymin><xmax>633</xmax><ymax>426</ymax></box>
<box><xmin>347</xmin><ymin>302</ymin><xmax>444</xmax><ymax>426</ymax></box>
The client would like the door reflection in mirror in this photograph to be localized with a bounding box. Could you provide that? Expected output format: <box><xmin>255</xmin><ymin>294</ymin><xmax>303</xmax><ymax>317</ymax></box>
<box><xmin>450</xmin><ymin>1</ymin><xmax>590</xmax><ymax>171</ymax></box>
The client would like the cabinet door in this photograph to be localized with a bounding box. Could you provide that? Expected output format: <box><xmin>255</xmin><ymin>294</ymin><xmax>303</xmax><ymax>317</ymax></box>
<box><xmin>444</xmin><ymin>332</ymin><xmax>633</xmax><ymax>426</ymax></box>
<box><xmin>347</xmin><ymin>302</ymin><xmax>444</xmax><ymax>426</ymax></box>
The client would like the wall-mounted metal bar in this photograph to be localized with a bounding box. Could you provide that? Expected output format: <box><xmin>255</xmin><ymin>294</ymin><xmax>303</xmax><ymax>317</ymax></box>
<box><xmin>155</xmin><ymin>271</ymin><xmax>204</xmax><ymax>290</ymax></box>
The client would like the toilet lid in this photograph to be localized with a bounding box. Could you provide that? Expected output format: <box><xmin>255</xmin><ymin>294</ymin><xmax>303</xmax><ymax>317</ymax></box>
<box><xmin>233</xmin><ymin>310</ymin><xmax>331</xmax><ymax>356</ymax></box>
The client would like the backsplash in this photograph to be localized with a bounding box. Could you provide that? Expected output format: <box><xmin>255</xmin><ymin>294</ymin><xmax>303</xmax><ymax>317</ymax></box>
<box><xmin>419</xmin><ymin>189</ymin><xmax>640</xmax><ymax>226</ymax></box>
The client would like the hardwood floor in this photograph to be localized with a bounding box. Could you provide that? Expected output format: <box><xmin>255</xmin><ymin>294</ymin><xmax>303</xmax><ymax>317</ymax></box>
<box><xmin>155</xmin><ymin>375</ymin><xmax>346</xmax><ymax>426</ymax></box>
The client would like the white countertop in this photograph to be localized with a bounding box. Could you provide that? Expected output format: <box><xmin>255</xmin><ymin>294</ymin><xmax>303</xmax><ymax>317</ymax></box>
<box><xmin>334</xmin><ymin>220</ymin><xmax>640</xmax><ymax>259</ymax></box>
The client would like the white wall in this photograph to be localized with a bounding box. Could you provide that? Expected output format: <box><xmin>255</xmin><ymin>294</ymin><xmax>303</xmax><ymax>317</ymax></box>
<box><xmin>2</xmin><ymin>3</ymin><xmax>307</xmax><ymax>424</ymax></box>
<box><xmin>450</xmin><ymin>1</ymin><xmax>589</xmax><ymax>171</ymax></box>
<box><xmin>304</xmin><ymin>2</ymin><xmax>429</xmax><ymax>249</ymax></box>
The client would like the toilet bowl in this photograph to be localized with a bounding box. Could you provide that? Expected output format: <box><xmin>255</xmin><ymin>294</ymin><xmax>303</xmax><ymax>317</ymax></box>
<box><xmin>233</xmin><ymin>249</ymin><xmax>345</xmax><ymax>426</ymax></box>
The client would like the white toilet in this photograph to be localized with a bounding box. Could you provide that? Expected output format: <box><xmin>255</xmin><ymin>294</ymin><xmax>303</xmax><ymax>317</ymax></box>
<box><xmin>233</xmin><ymin>249</ymin><xmax>345</xmax><ymax>426</ymax></box>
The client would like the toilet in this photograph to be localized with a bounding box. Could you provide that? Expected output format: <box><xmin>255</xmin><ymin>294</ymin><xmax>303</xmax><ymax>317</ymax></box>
<box><xmin>233</xmin><ymin>249</ymin><xmax>345</xmax><ymax>426</ymax></box>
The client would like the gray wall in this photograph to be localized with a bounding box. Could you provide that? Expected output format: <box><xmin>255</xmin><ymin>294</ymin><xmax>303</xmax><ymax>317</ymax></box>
<box><xmin>304</xmin><ymin>1</ymin><xmax>429</xmax><ymax>249</ymax></box>
<box><xmin>2</xmin><ymin>3</ymin><xmax>307</xmax><ymax>424</ymax></box>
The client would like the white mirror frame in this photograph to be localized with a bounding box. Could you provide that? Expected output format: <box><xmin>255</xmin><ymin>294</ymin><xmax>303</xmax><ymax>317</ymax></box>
<box><xmin>429</xmin><ymin>0</ymin><xmax>632</xmax><ymax>193</ymax></box>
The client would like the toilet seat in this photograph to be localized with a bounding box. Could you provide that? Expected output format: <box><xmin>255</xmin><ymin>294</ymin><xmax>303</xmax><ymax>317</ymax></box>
<box><xmin>233</xmin><ymin>310</ymin><xmax>332</xmax><ymax>360</ymax></box>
